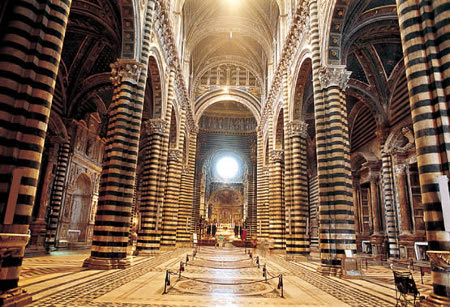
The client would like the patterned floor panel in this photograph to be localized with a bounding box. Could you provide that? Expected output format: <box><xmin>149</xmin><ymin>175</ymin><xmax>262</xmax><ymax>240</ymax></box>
<box><xmin>18</xmin><ymin>247</ymin><xmax>432</xmax><ymax>306</ymax></box>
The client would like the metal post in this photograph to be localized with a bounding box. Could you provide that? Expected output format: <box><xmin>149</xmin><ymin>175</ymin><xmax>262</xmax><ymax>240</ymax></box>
<box><xmin>163</xmin><ymin>270</ymin><xmax>169</xmax><ymax>294</ymax></box>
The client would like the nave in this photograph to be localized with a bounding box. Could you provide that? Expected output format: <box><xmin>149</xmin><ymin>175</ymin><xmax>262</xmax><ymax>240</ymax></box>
<box><xmin>21</xmin><ymin>247</ymin><xmax>432</xmax><ymax>306</ymax></box>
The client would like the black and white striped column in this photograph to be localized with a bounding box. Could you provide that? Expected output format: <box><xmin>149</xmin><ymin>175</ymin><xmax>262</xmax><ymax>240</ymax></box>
<box><xmin>286</xmin><ymin>121</ymin><xmax>310</xmax><ymax>256</ymax></box>
<box><xmin>396</xmin><ymin>0</ymin><xmax>450</xmax><ymax>303</ymax></box>
<box><xmin>0</xmin><ymin>0</ymin><xmax>72</xmax><ymax>303</ymax></box>
<box><xmin>136</xmin><ymin>119</ymin><xmax>166</xmax><ymax>254</ymax></box>
<box><xmin>83</xmin><ymin>59</ymin><xmax>145</xmax><ymax>269</ymax></box>
<box><xmin>45</xmin><ymin>141</ymin><xmax>71</xmax><ymax>249</ymax></box>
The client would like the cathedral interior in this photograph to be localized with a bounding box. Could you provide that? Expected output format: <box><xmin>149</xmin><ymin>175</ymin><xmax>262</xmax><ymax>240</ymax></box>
<box><xmin>0</xmin><ymin>0</ymin><xmax>449</xmax><ymax>306</ymax></box>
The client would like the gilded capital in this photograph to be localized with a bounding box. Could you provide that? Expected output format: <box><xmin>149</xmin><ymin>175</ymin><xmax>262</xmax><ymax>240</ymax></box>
<box><xmin>110</xmin><ymin>59</ymin><xmax>145</xmax><ymax>86</ymax></box>
<box><xmin>270</xmin><ymin>150</ymin><xmax>284</xmax><ymax>162</ymax></box>
<box><xmin>144</xmin><ymin>118</ymin><xmax>167</xmax><ymax>135</ymax></box>
<box><xmin>288</xmin><ymin>120</ymin><xmax>308</xmax><ymax>137</ymax></box>
<box><xmin>168</xmin><ymin>149</ymin><xmax>183</xmax><ymax>162</ymax></box>
<box><xmin>395</xmin><ymin>164</ymin><xmax>407</xmax><ymax>175</ymax></box>
<box><xmin>318</xmin><ymin>65</ymin><xmax>352</xmax><ymax>90</ymax></box>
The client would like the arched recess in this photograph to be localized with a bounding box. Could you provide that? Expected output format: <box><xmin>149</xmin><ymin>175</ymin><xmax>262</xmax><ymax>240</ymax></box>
<box><xmin>208</xmin><ymin>187</ymin><xmax>244</xmax><ymax>224</ymax></box>
<box><xmin>195</xmin><ymin>90</ymin><xmax>261</xmax><ymax>124</ymax></box>
<box><xmin>274</xmin><ymin>108</ymin><xmax>284</xmax><ymax>150</ymax></box>
<box><xmin>143</xmin><ymin>55</ymin><xmax>164</xmax><ymax>120</ymax></box>
<box><xmin>290</xmin><ymin>56</ymin><xmax>312</xmax><ymax>121</ymax></box>
<box><xmin>48</xmin><ymin>113</ymin><xmax>69</xmax><ymax>142</ymax></box>
<box><xmin>69</xmin><ymin>173</ymin><xmax>93</xmax><ymax>243</ymax></box>
<box><xmin>168</xmin><ymin>104</ymin><xmax>179</xmax><ymax>149</ymax></box>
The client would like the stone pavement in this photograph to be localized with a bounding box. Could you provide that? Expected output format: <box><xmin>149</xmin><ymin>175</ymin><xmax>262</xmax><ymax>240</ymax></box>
<box><xmin>19</xmin><ymin>247</ymin><xmax>432</xmax><ymax>306</ymax></box>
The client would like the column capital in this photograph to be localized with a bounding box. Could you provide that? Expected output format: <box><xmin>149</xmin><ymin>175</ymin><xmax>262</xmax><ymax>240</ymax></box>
<box><xmin>369</xmin><ymin>172</ymin><xmax>379</xmax><ymax>183</ymax></box>
<box><xmin>262</xmin><ymin>166</ymin><xmax>270</xmax><ymax>177</ymax></box>
<box><xmin>168</xmin><ymin>149</ymin><xmax>183</xmax><ymax>162</ymax></box>
<box><xmin>110</xmin><ymin>59</ymin><xmax>145</xmax><ymax>86</ymax></box>
<box><xmin>395</xmin><ymin>164</ymin><xmax>408</xmax><ymax>175</ymax></box>
<box><xmin>270</xmin><ymin>150</ymin><xmax>284</xmax><ymax>162</ymax></box>
<box><xmin>144</xmin><ymin>118</ymin><xmax>167</xmax><ymax>135</ymax></box>
<box><xmin>288</xmin><ymin>120</ymin><xmax>308</xmax><ymax>137</ymax></box>
<box><xmin>318</xmin><ymin>65</ymin><xmax>352</xmax><ymax>90</ymax></box>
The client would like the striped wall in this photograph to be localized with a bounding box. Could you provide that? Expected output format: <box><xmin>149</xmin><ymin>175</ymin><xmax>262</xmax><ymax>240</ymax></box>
<box><xmin>0</xmin><ymin>0</ymin><xmax>72</xmax><ymax>298</ymax></box>
<box><xmin>396</xmin><ymin>0</ymin><xmax>450</xmax><ymax>301</ymax></box>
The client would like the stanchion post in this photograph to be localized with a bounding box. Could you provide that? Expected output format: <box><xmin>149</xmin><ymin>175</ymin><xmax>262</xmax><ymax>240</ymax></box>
<box><xmin>279</xmin><ymin>275</ymin><xmax>284</xmax><ymax>298</ymax></box>
<box><xmin>179</xmin><ymin>261</ymin><xmax>184</xmax><ymax>278</ymax></box>
<box><xmin>263</xmin><ymin>264</ymin><xmax>267</xmax><ymax>281</ymax></box>
<box><xmin>256</xmin><ymin>256</ymin><xmax>260</xmax><ymax>268</ymax></box>
<box><xmin>163</xmin><ymin>270</ymin><xmax>170</xmax><ymax>294</ymax></box>
<box><xmin>186</xmin><ymin>254</ymin><xmax>189</xmax><ymax>263</ymax></box>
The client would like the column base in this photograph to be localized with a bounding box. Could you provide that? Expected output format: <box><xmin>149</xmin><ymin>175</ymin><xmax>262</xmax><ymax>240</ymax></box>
<box><xmin>317</xmin><ymin>262</ymin><xmax>342</xmax><ymax>277</ymax></box>
<box><xmin>399</xmin><ymin>234</ymin><xmax>425</xmax><ymax>259</ymax></box>
<box><xmin>419</xmin><ymin>294</ymin><xmax>450</xmax><ymax>307</ymax></box>
<box><xmin>269</xmin><ymin>248</ymin><xmax>286</xmax><ymax>255</ymax></box>
<box><xmin>135</xmin><ymin>249</ymin><xmax>160</xmax><ymax>256</ymax></box>
<box><xmin>83</xmin><ymin>256</ymin><xmax>132</xmax><ymax>269</ymax></box>
<box><xmin>285</xmin><ymin>254</ymin><xmax>309</xmax><ymax>262</ymax></box>
<box><xmin>176</xmin><ymin>242</ymin><xmax>192</xmax><ymax>248</ymax></box>
<box><xmin>0</xmin><ymin>287</ymin><xmax>32</xmax><ymax>307</ymax></box>
<box><xmin>160</xmin><ymin>245</ymin><xmax>176</xmax><ymax>251</ymax></box>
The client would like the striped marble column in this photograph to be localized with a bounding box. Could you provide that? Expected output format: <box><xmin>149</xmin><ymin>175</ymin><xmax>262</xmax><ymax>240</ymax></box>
<box><xmin>154</xmin><ymin>72</ymin><xmax>175</xmax><ymax>233</ymax></box>
<box><xmin>45</xmin><ymin>141</ymin><xmax>71</xmax><ymax>249</ymax></box>
<box><xmin>282</xmin><ymin>73</ymin><xmax>294</xmax><ymax>256</ymax></box>
<box><xmin>378</xmin><ymin>129</ymin><xmax>399</xmax><ymax>258</ymax></box>
<box><xmin>177</xmin><ymin>129</ymin><xmax>198</xmax><ymax>246</ymax></box>
<box><xmin>136</xmin><ymin>119</ymin><xmax>166</xmax><ymax>254</ymax></box>
<box><xmin>0</xmin><ymin>0</ymin><xmax>71</xmax><ymax>303</ymax></box>
<box><xmin>83</xmin><ymin>59</ymin><xmax>145</xmax><ymax>269</ymax></box>
<box><xmin>256</xmin><ymin>130</ymin><xmax>266</xmax><ymax>241</ymax></box>
<box><xmin>160</xmin><ymin>149</ymin><xmax>183</xmax><ymax>248</ymax></box>
<box><xmin>396</xmin><ymin>1</ymin><xmax>450</xmax><ymax>303</ymax></box>
<box><xmin>286</xmin><ymin>121</ymin><xmax>310</xmax><ymax>256</ymax></box>
<box><xmin>261</xmin><ymin>166</ymin><xmax>270</xmax><ymax>240</ymax></box>
<box><xmin>269</xmin><ymin>150</ymin><xmax>286</xmax><ymax>251</ymax></box>
<box><xmin>315</xmin><ymin>65</ymin><xmax>356</xmax><ymax>275</ymax></box>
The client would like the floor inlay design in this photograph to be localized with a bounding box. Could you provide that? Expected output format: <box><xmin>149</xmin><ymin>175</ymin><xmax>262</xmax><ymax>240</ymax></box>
<box><xmin>19</xmin><ymin>248</ymin><xmax>433</xmax><ymax>306</ymax></box>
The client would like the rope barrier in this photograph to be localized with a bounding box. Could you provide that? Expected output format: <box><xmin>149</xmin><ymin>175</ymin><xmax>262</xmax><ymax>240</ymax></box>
<box><xmin>194</xmin><ymin>256</ymin><xmax>252</xmax><ymax>263</ymax></box>
<box><xmin>163</xmin><ymin>249</ymin><xmax>284</xmax><ymax>298</ymax></box>
<box><xmin>186</xmin><ymin>262</ymin><xmax>257</xmax><ymax>270</ymax></box>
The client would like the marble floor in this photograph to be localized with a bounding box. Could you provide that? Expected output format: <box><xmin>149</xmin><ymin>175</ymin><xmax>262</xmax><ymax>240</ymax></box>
<box><xmin>19</xmin><ymin>247</ymin><xmax>433</xmax><ymax>306</ymax></box>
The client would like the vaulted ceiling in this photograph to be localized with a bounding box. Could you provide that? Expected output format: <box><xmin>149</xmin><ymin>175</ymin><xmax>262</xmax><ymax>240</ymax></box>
<box><xmin>183</xmin><ymin>0</ymin><xmax>279</xmax><ymax>92</ymax></box>
<box><xmin>53</xmin><ymin>0</ymin><xmax>122</xmax><ymax>123</ymax></box>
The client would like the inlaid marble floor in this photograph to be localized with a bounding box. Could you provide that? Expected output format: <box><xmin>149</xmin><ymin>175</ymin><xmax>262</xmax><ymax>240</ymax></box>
<box><xmin>19</xmin><ymin>247</ymin><xmax>433</xmax><ymax>306</ymax></box>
